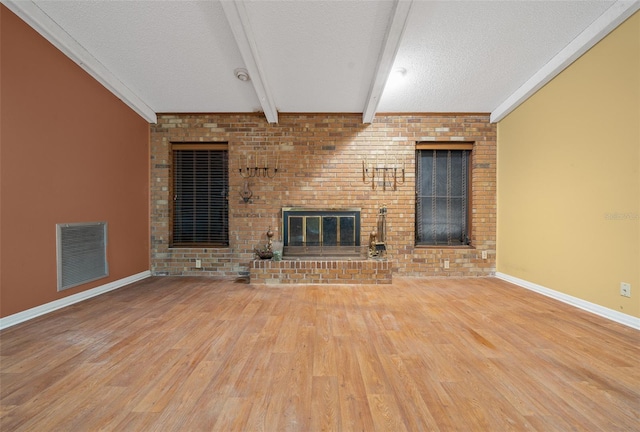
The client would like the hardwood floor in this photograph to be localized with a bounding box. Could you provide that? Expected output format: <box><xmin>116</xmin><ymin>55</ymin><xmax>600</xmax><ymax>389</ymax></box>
<box><xmin>1</xmin><ymin>277</ymin><xmax>638</xmax><ymax>431</ymax></box>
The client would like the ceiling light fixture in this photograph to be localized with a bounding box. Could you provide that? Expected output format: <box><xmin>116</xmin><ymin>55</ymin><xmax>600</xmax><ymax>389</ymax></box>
<box><xmin>386</xmin><ymin>67</ymin><xmax>408</xmax><ymax>89</ymax></box>
<box><xmin>234</xmin><ymin>68</ymin><xmax>250</xmax><ymax>81</ymax></box>
<box><xmin>393</xmin><ymin>67</ymin><xmax>407</xmax><ymax>77</ymax></box>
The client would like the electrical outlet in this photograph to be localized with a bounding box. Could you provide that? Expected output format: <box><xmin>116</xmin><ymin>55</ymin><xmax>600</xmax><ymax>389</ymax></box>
<box><xmin>481</xmin><ymin>250</ymin><xmax>487</xmax><ymax>260</ymax></box>
<box><xmin>444</xmin><ymin>259</ymin><xmax>450</xmax><ymax>269</ymax></box>
<box><xmin>620</xmin><ymin>282</ymin><xmax>631</xmax><ymax>298</ymax></box>
<box><xmin>195</xmin><ymin>259</ymin><xmax>202</xmax><ymax>269</ymax></box>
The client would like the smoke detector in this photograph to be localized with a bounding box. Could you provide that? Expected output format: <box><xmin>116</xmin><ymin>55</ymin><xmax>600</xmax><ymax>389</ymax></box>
<box><xmin>234</xmin><ymin>68</ymin><xmax>250</xmax><ymax>81</ymax></box>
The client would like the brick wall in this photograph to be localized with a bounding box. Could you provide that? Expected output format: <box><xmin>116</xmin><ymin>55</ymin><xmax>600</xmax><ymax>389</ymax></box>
<box><xmin>150</xmin><ymin>113</ymin><xmax>496</xmax><ymax>279</ymax></box>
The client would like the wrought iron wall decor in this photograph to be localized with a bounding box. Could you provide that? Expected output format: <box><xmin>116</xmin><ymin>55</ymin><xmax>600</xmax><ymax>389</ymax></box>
<box><xmin>240</xmin><ymin>180</ymin><xmax>253</xmax><ymax>203</ymax></box>
<box><xmin>239</xmin><ymin>153</ymin><xmax>278</xmax><ymax>178</ymax></box>
<box><xmin>362</xmin><ymin>156</ymin><xmax>405</xmax><ymax>191</ymax></box>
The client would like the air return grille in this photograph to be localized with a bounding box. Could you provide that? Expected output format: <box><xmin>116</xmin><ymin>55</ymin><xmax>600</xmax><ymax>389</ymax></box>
<box><xmin>56</xmin><ymin>222</ymin><xmax>108</xmax><ymax>291</ymax></box>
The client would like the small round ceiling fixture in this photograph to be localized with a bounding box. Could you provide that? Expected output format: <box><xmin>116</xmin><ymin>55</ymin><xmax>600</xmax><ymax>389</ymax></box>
<box><xmin>394</xmin><ymin>67</ymin><xmax>407</xmax><ymax>77</ymax></box>
<box><xmin>386</xmin><ymin>67</ymin><xmax>408</xmax><ymax>89</ymax></box>
<box><xmin>234</xmin><ymin>68</ymin><xmax>250</xmax><ymax>81</ymax></box>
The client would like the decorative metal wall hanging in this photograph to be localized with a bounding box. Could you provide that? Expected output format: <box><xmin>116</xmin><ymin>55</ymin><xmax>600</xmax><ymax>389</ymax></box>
<box><xmin>362</xmin><ymin>156</ymin><xmax>405</xmax><ymax>191</ymax></box>
<box><xmin>240</xmin><ymin>180</ymin><xmax>253</xmax><ymax>203</ymax></box>
<box><xmin>239</xmin><ymin>153</ymin><xmax>278</xmax><ymax>178</ymax></box>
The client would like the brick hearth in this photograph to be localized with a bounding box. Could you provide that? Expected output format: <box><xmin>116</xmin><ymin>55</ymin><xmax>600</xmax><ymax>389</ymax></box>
<box><xmin>250</xmin><ymin>259</ymin><xmax>392</xmax><ymax>284</ymax></box>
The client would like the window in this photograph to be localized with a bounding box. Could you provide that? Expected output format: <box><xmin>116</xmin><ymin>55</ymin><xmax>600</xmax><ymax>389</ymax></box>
<box><xmin>172</xmin><ymin>143</ymin><xmax>229</xmax><ymax>246</ymax></box>
<box><xmin>416</xmin><ymin>143</ymin><xmax>472</xmax><ymax>246</ymax></box>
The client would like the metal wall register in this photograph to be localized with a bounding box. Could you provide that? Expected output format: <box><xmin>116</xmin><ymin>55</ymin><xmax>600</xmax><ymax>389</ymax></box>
<box><xmin>282</xmin><ymin>208</ymin><xmax>364</xmax><ymax>258</ymax></box>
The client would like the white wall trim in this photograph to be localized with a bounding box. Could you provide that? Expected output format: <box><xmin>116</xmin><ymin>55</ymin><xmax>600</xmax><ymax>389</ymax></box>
<box><xmin>495</xmin><ymin>272</ymin><xmax>640</xmax><ymax>330</ymax></box>
<box><xmin>490</xmin><ymin>0</ymin><xmax>640</xmax><ymax>123</ymax></box>
<box><xmin>2</xmin><ymin>0</ymin><xmax>157</xmax><ymax>123</ymax></box>
<box><xmin>0</xmin><ymin>271</ymin><xmax>151</xmax><ymax>330</ymax></box>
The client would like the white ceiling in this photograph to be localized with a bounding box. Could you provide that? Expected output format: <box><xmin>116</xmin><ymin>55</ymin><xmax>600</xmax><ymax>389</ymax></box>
<box><xmin>5</xmin><ymin>0</ymin><xmax>639</xmax><ymax>123</ymax></box>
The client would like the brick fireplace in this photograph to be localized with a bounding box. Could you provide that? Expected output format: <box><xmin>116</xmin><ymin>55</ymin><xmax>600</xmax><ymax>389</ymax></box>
<box><xmin>250</xmin><ymin>207</ymin><xmax>390</xmax><ymax>284</ymax></box>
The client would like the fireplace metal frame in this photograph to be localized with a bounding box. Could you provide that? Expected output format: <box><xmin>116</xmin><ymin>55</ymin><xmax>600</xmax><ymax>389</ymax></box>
<box><xmin>281</xmin><ymin>207</ymin><xmax>363</xmax><ymax>258</ymax></box>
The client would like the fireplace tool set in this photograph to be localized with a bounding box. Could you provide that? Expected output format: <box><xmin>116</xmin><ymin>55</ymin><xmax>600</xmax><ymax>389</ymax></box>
<box><xmin>369</xmin><ymin>205</ymin><xmax>387</xmax><ymax>259</ymax></box>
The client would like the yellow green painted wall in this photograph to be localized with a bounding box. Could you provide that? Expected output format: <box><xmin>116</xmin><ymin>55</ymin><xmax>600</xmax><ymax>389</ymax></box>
<box><xmin>497</xmin><ymin>12</ymin><xmax>639</xmax><ymax>318</ymax></box>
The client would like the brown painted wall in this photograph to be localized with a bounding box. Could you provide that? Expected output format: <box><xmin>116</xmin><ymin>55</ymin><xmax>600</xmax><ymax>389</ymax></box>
<box><xmin>0</xmin><ymin>6</ymin><xmax>150</xmax><ymax>317</ymax></box>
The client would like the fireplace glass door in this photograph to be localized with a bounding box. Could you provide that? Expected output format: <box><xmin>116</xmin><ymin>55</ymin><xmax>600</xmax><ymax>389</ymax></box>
<box><xmin>288</xmin><ymin>215</ymin><xmax>356</xmax><ymax>247</ymax></box>
<box><xmin>283</xmin><ymin>208</ymin><xmax>360</xmax><ymax>251</ymax></box>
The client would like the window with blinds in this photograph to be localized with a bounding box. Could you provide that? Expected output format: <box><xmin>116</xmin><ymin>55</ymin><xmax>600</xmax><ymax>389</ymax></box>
<box><xmin>416</xmin><ymin>143</ymin><xmax>472</xmax><ymax>246</ymax></box>
<box><xmin>172</xmin><ymin>143</ymin><xmax>229</xmax><ymax>247</ymax></box>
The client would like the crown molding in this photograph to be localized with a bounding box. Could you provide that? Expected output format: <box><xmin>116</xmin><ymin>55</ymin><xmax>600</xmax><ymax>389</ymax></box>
<box><xmin>2</xmin><ymin>0</ymin><xmax>158</xmax><ymax>123</ymax></box>
<box><xmin>491</xmin><ymin>0</ymin><xmax>640</xmax><ymax>123</ymax></box>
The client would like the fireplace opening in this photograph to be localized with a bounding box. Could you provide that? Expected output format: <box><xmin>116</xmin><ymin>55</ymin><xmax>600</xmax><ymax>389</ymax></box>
<box><xmin>282</xmin><ymin>208</ymin><xmax>365</xmax><ymax>259</ymax></box>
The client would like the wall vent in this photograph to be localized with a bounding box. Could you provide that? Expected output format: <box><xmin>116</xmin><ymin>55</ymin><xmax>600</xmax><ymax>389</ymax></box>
<box><xmin>56</xmin><ymin>222</ymin><xmax>108</xmax><ymax>291</ymax></box>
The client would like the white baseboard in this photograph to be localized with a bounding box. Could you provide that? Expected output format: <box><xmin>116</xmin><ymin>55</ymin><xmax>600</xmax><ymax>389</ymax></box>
<box><xmin>0</xmin><ymin>270</ymin><xmax>151</xmax><ymax>330</ymax></box>
<box><xmin>495</xmin><ymin>272</ymin><xmax>640</xmax><ymax>330</ymax></box>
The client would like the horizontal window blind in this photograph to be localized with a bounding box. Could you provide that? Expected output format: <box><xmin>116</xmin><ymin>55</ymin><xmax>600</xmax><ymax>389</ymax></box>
<box><xmin>172</xmin><ymin>145</ymin><xmax>229</xmax><ymax>246</ymax></box>
<box><xmin>416</xmin><ymin>148</ymin><xmax>470</xmax><ymax>246</ymax></box>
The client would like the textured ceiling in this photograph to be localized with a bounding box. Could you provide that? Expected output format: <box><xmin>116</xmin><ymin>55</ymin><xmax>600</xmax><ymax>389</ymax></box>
<box><xmin>382</xmin><ymin>1</ymin><xmax>617</xmax><ymax>112</ymax></box>
<box><xmin>5</xmin><ymin>0</ymin><xmax>638</xmax><ymax>123</ymax></box>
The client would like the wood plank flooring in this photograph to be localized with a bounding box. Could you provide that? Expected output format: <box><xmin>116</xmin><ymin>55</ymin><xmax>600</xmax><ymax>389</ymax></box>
<box><xmin>1</xmin><ymin>277</ymin><xmax>638</xmax><ymax>431</ymax></box>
